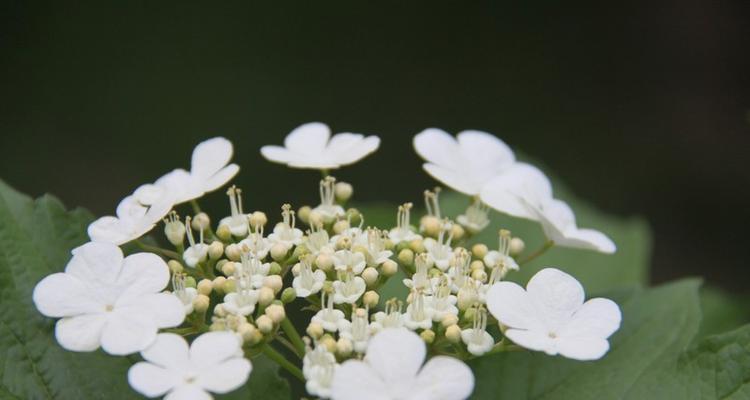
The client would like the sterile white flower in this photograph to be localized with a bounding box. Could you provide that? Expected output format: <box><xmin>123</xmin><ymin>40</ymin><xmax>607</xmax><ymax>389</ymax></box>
<box><xmin>331</xmin><ymin>328</ymin><xmax>475</xmax><ymax>400</ymax></box>
<box><xmin>151</xmin><ymin>137</ymin><xmax>240</xmax><ymax>205</ymax></box>
<box><xmin>128</xmin><ymin>332</ymin><xmax>251</xmax><ymax>400</ymax></box>
<box><xmin>261</xmin><ymin>122</ymin><xmax>380</xmax><ymax>169</ymax></box>
<box><xmin>413</xmin><ymin>128</ymin><xmax>515</xmax><ymax>196</ymax></box>
<box><xmin>486</xmin><ymin>267</ymin><xmax>622</xmax><ymax>360</ymax></box>
<box><xmin>32</xmin><ymin>242</ymin><xmax>184</xmax><ymax>355</ymax></box>
<box><xmin>524</xmin><ymin>198</ymin><xmax>616</xmax><ymax>254</ymax></box>
<box><xmin>88</xmin><ymin>194</ymin><xmax>173</xmax><ymax>245</ymax></box>
<box><xmin>478</xmin><ymin>162</ymin><xmax>553</xmax><ymax>221</ymax></box>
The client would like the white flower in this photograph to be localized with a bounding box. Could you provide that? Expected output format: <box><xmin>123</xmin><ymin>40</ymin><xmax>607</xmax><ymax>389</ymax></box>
<box><xmin>483</xmin><ymin>230</ymin><xmax>519</xmax><ymax>282</ymax></box>
<box><xmin>478</xmin><ymin>162</ymin><xmax>553</xmax><ymax>221</ymax></box>
<box><xmin>313</xmin><ymin>177</ymin><xmax>346</xmax><ymax>223</ymax></box>
<box><xmin>304</xmin><ymin>343</ymin><xmax>338</xmax><ymax>398</ymax></box>
<box><xmin>486</xmin><ymin>267</ymin><xmax>622</xmax><ymax>360</ymax></box>
<box><xmin>238</xmin><ymin>231</ymin><xmax>272</xmax><ymax>260</ymax></box>
<box><xmin>333</xmin><ymin>250</ymin><xmax>366</xmax><ymax>275</ymax></box>
<box><xmin>423</xmin><ymin>224</ymin><xmax>453</xmax><ymax>271</ymax></box>
<box><xmin>524</xmin><ymin>198</ymin><xmax>616</xmax><ymax>254</ymax></box>
<box><xmin>267</xmin><ymin>204</ymin><xmax>304</xmax><ymax>249</ymax></box>
<box><xmin>413</xmin><ymin>128</ymin><xmax>515</xmax><ymax>195</ymax></box>
<box><xmin>88</xmin><ymin>194</ymin><xmax>173</xmax><ymax>245</ymax></box>
<box><xmin>456</xmin><ymin>200</ymin><xmax>490</xmax><ymax>235</ymax></box>
<box><xmin>403</xmin><ymin>292</ymin><xmax>434</xmax><ymax>330</ymax></box>
<box><xmin>332</xmin><ymin>273</ymin><xmax>366</xmax><ymax>304</ymax></box>
<box><xmin>151</xmin><ymin>137</ymin><xmax>239</xmax><ymax>205</ymax></box>
<box><xmin>427</xmin><ymin>280</ymin><xmax>458</xmax><ymax>322</ymax></box>
<box><xmin>32</xmin><ymin>242</ymin><xmax>184</xmax><ymax>355</ymax></box>
<box><xmin>304</xmin><ymin>226</ymin><xmax>334</xmax><ymax>257</ymax></box>
<box><xmin>261</xmin><ymin>122</ymin><xmax>380</xmax><ymax>169</ymax></box>
<box><xmin>128</xmin><ymin>332</ymin><xmax>251</xmax><ymax>400</ymax></box>
<box><xmin>331</xmin><ymin>328</ymin><xmax>474</xmax><ymax>400</ymax></box>
<box><xmin>339</xmin><ymin>308</ymin><xmax>371</xmax><ymax>353</ymax></box>
<box><xmin>312</xmin><ymin>293</ymin><xmax>349</xmax><ymax>332</ymax></box>
<box><xmin>183</xmin><ymin>216</ymin><xmax>209</xmax><ymax>268</ymax></box>
<box><xmin>460</xmin><ymin>308</ymin><xmax>494</xmax><ymax>356</ymax></box>
<box><xmin>172</xmin><ymin>273</ymin><xmax>198</xmax><ymax>315</ymax></box>
<box><xmin>356</xmin><ymin>229</ymin><xmax>393</xmax><ymax>268</ymax></box>
<box><xmin>388</xmin><ymin>202</ymin><xmax>422</xmax><ymax>244</ymax></box>
<box><xmin>218</xmin><ymin>186</ymin><xmax>249</xmax><ymax>237</ymax></box>
<box><xmin>370</xmin><ymin>299</ymin><xmax>405</xmax><ymax>333</ymax></box>
<box><xmin>293</xmin><ymin>256</ymin><xmax>326</xmax><ymax>297</ymax></box>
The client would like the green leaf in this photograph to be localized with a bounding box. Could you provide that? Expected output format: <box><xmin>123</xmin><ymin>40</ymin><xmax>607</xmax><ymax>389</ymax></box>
<box><xmin>222</xmin><ymin>354</ymin><xmax>291</xmax><ymax>399</ymax></box>
<box><xmin>468</xmin><ymin>279</ymin><xmax>702</xmax><ymax>399</ymax></box>
<box><xmin>697</xmin><ymin>286</ymin><xmax>750</xmax><ymax>341</ymax></box>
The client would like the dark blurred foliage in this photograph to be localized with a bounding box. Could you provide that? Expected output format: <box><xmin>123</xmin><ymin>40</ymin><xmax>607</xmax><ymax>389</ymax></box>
<box><xmin>1</xmin><ymin>1</ymin><xmax>748</xmax><ymax>292</ymax></box>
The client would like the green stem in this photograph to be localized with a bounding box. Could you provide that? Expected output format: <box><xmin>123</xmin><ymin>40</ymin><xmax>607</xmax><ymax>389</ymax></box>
<box><xmin>262</xmin><ymin>344</ymin><xmax>305</xmax><ymax>382</ymax></box>
<box><xmin>280</xmin><ymin>318</ymin><xmax>306</xmax><ymax>358</ymax></box>
<box><xmin>135</xmin><ymin>240</ymin><xmax>181</xmax><ymax>260</ymax></box>
<box><xmin>519</xmin><ymin>240</ymin><xmax>554</xmax><ymax>265</ymax></box>
<box><xmin>190</xmin><ymin>200</ymin><xmax>202</xmax><ymax>214</ymax></box>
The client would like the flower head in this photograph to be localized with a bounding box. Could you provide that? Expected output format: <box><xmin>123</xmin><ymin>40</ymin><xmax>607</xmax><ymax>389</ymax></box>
<box><xmin>413</xmin><ymin>128</ymin><xmax>515</xmax><ymax>195</ymax></box>
<box><xmin>261</xmin><ymin>122</ymin><xmax>380</xmax><ymax>170</ymax></box>
<box><xmin>331</xmin><ymin>328</ymin><xmax>474</xmax><ymax>400</ymax></box>
<box><xmin>486</xmin><ymin>267</ymin><xmax>622</xmax><ymax>360</ymax></box>
<box><xmin>33</xmin><ymin>242</ymin><xmax>184</xmax><ymax>355</ymax></box>
<box><xmin>128</xmin><ymin>332</ymin><xmax>251</xmax><ymax>399</ymax></box>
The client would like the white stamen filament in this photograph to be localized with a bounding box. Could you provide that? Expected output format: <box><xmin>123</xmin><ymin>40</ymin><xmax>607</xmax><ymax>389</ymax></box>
<box><xmin>172</xmin><ymin>273</ymin><xmax>191</xmax><ymax>303</ymax></box>
<box><xmin>319</xmin><ymin>176</ymin><xmax>336</xmax><ymax>206</ymax></box>
<box><xmin>471</xmin><ymin>307</ymin><xmax>488</xmax><ymax>343</ymax></box>
<box><xmin>424</xmin><ymin>188</ymin><xmax>442</xmax><ymax>218</ymax></box>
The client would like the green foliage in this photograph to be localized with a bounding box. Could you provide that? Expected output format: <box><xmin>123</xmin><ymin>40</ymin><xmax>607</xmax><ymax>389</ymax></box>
<box><xmin>0</xmin><ymin>180</ymin><xmax>290</xmax><ymax>399</ymax></box>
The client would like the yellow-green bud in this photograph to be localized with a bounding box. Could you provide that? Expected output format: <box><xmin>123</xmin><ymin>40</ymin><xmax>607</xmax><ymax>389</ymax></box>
<box><xmin>334</xmin><ymin>181</ymin><xmax>353</xmax><ymax>202</ymax></box>
<box><xmin>281</xmin><ymin>288</ymin><xmax>296</xmax><ymax>304</ymax></box>
<box><xmin>398</xmin><ymin>248</ymin><xmax>414</xmax><ymax>266</ymax></box>
<box><xmin>221</xmin><ymin>261</ymin><xmax>237</xmax><ymax>276</ymax></box>
<box><xmin>225</xmin><ymin>243</ymin><xmax>242</xmax><ymax>261</ymax></box>
<box><xmin>265</xmin><ymin>304</ymin><xmax>286</xmax><ymax>324</ymax></box>
<box><xmin>168</xmin><ymin>260</ymin><xmax>184</xmax><ymax>274</ymax></box>
<box><xmin>184</xmin><ymin>276</ymin><xmax>197</xmax><ymax>288</ymax></box>
<box><xmin>197</xmin><ymin>279</ymin><xmax>213</xmax><ymax>295</ymax></box>
<box><xmin>320</xmin><ymin>335</ymin><xmax>337</xmax><ymax>353</ymax></box>
<box><xmin>463</xmin><ymin>307</ymin><xmax>477</xmax><ymax>322</ymax></box>
<box><xmin>269</xmin><ymin>262</ymin><xmax>282</xmax><ymax>275</ymax></box>
<box><xmin>291</xmin><ymin>263</ymin><xmax>301</xmax><ymax>276</ymax></box>
<box><xmin>208</xmin><ymin>241</ymin><xmax>224</xmax><ymax>260</ymax></box>
<box><xmin>451</xmin><ymin>224</ymin><xmax>465</xmax><ymax>241</ymax></box>
<box><xmin>297</xmin><ymin>206</ymin><xmax>312</xmax><ymax>224</ymax></box>
<box><xmin>307</xmin><ymin>322</ymin><xmax>324</xmax><ymax>339</ymax></box>
<box><xmin>336</xmin><ymin>337</ymin><xmax>353</xmax><ymax>357</ymax></box>
<box><xmin>222</xmin><ymin>278</ymin><xmax>236</xmax><ymax>293</ymax></box>
<box><xmin>472</xmin><ymin>269</ymin><xmax>488</xmax><ymax>283</ymax></box>
<box><xmin>263</xmin><ymin>275</ymin><xmax>283</xmax><ymax>294</ymax></box>
<box><xmin>258</xmin><ymin>286</ymin><xmax>275</xmax><ymax>306</ymax></box>
<box><xmin>346</xmin><ymin>208</ymin><xmax>362</xmax><ymax>226</ymax></box>
<box><xmin>441</xmin><ymin>314</ymin><xmax>459</xmax><ymax>327</ymax></box>
<box><xmin>409</xmin><ymin>238</ymin><xmax>425</xmax><ymax>254</ymax></box>
<box><xmin>510</xmin><ymin>237</ymin><xmax>525</xmax><ymax>257</ymax></box>
<box><xmin>238</xmin><ymin>323</ymin><xmax>257</xmax><ymax>343</ymax></box>
<box><xmin>384</xmin><ymin>238</ymin><xmax>395</xmax><ymax>251</ymax></box>
<box><xmin>362</xmin><ymin>267</ymin><xmax>379</xmax><ymax>287</ymax></box>
<box><xmin>216</xmin><ymin>224</ymin><xmax>232</xmax><ymax>241</ymax></box>
<box><xmin>333</xmin><ymin>219</ymin><xmax>350</xmax><ymax>234</ymax></box>
<box><xmin>381</xmin><ymin>259</ymin><xmax>398</xmax><ymax>277</ymax></box>
<box><xmin>249</xmin><ymin>211</ymin><xmax>267</xmax><ymax>229</ymax></box>
<box><xmin>470</xmin><ymin>260</ymin><xmax>485</xmax><ymax>271</ymax></box>
<box><xmin>191</xmin><ymin>212</ymin><xmax>210</xmax><ymax>231</ymax></box>
<box><xmin>193</xmin><ymin>294</ymin><xmax>210</xmax><ymax>313</ymax></box>
<box><xmin>420</xmin><ymin>329</ymin><xmax>435</xmax><ymax>344</ymax></box>
<box><xmin>472</xmin><ymin>243</ymin><xmax>488</xmax><ymax>259</ymax></box>
<box><xmin>270</xmin><ymin>243</ymin><xmax>288</xmax><ymax>262</ymax></box>
<box><xmin>446</xmin><ymin>325</ymin><xmax>462</xmax><ymax>343</ymax></box>
<box><xmin>212</xmin><ymin>276</ymin><xmax>226</xmax><ymax>292</ymax></box>
<box><xmin>256</xmin><ymin>315</ymin><xmax>274</xmax><ymax>334</ymax></box>
<box><xmin>420</xmin><ymin>215</ymin><xmax>441</xmax><ymax>237</ymax></box>
<box><xmin>316</xmin><ymin>253</ymin><xmax>333</xmax><ymax>272</ymax></box>
<box><xmin>308</xmin><ymin>211</ymin><xmax>324</xmax><ymax>227</ymax></box>
<box><xmin>363</xmin><ymin>291</ymin><xmax>380</xmax><ymax>308</ymax></box>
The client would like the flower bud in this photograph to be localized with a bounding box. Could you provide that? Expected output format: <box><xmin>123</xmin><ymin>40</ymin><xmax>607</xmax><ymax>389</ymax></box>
<box><xmin>222</xmin><ymin>278</ymin><xmax>236</xmax><ymax>293</ymax></box>
<box><xmin>441</xmin><ymin>314</ymin><xmax>459</xmax><ymax>327</ymax></box>
<box><xmin>457</xmin><ymin>288</ymin><xmax>478</xmax><ymax>311</ymax></box>
<box><xmin>316</xmin><ymin>253</ymin><xmax>333</xmax><ymax>272</ymax></box>
<box><xmin>398</xmin><ymin>249</ymin><xmax>414</xmax><ymax>266</ymax></box>
<box><xmin>168</xmin><ymin>260</ymin><xmax>184</xmax><ymax>274</ymax></box>
<box><xmin>446</xmin><ymin>324</ymin><xmax>461</xmax><ymax>343</ymax></box>
<box><xmin>420</xmin><ymin>329</ymin><xmax>435</xmax><ymax>344</ymax></box>
<box><xmin>308</xmin><ymin>211</ymin><xmax>324</xmax><ymax>227</ymax></box>
<box><xmin>263</xmin><ymin>275</ymin><xmax>283</xmax><ymax>294</ymax></box>
<box><xmin>471</xmin><ymin>243</ymin><xmax>488</xmax><ymax>259</ymax></box>
<box><xmin>256</xmin><ymin>315</ymin><xmax>274</xmax><ymax>334</ymax></box>
<box><xmin>381</xmin><ymin>259</ymin><xmax>398</xmax><ymax>277</ymax></box>
<box><xmin>336</xmin><ymin>337</ymin><xmax>353</xmax><ymax>357</ymax></box>
<box><xmin>197</xmin><ymin>279</ymin><xmax>213</xmax><ymax>295</ymax></box>
<box><xmin>471</xmin><ymin>269</ymin><xmax>488</xmax><ymax>283</ymax></box>
<box><xmin>297</xmin><ymin>205</ymin><xmax>312</xmax><ymax>224</ymax></box>
<box><xmin>384</xmin><ymin>238</ymin><xmax>395</xmax><ymax>251</ymax></box>
<box><xmin>420</xmin><ymin>215</ymin><xmax>441</xmax><ymax>237</ymax></box>
<box><xmin>409</xmin><ymin>238</ymin><xmax>425</xmax><ymax>254</ymax></box>
<box><xmin>191</xmin><ymin>212</ymin><xmax>210</xmax><ymax>231</ymax></box>
<box><xmin>225</xmin><ymin>243</ymin><xmax>242</xmax><ymax>261</ymax></box>
<box><xmin>238</xmin><ymin>323</ymin><xmax>258</xmax><ymax>343</ymax></box>
<box><xmin>291</xmin><ymin>263</ymin><xmax>301</xmax><ymax>276</ymax></box>
<box><xmin>212</xmin><ymin>276</ymin><xmax>226</xmax><ymax>292</ymax></box>
<box><xmin>320</xmin><ymin>335</ymin><xmax>337</xmax><ymax>353</ymax></box>
<box><xmin>307</xmin><ymin>322</ymin><xmax>324</xmax><ymax>339</ymax></box>
<box><xmin>249</xmin><ymin>211</ymin><xmax>267</xmax><ymax>229</ymax></box>
<box><xmin>363</xmin><ymin>291</ymin><xmax>380</xmax><ymax>308</ymax></box>
<box><xmin>269</xmin><ymin>262</ymin><xmax>282</xmax><ymax>275</ymax></box>
<box><xmin>184</xmin><ymin>276</ymin><xmax>197</xmax><ymax>288</ymax></box>
<box><xmin>463</xmin><ymin>307</ymin><xmax>476</xmax><ymax>323</ymax></box>
<box><xmin>216</xmin><ymin>224</ymin><xmax>232</xmax><ymax>241</ymax></box>
<box><xmin>510</xmin><ymin>237</ymin><xmax>525</xmax><ymax>257</ymax></box>
<box><xmin>221</xmin><ymin>261</ymin><xmax>237</xmax><ymax>276</ymax></box>
<box><xmin>334</xmin><ymin>181</ymin><xmax>353</xmax><ymax>202</ymax></box>
<box><xmin>281</xmin><ymin>288</ymin><xmax>296</xmax><ymax>304</ymax></box>
<box><xmin>213</xmin><ymin>303</ymin><xmax>227</xmax><ymax>317</ymax></box>
<box><xmin>362</xmin><ymin>267</ymin><xmax>379</xmax><ymax>287</ymax></box>
<box><xmin>451</xmin><ymin>224</ymin><xmax>465</xmax><ymax>241</ymax></box>
<box><xmin>164</xmin><ymin>219</ymin><xmax>186</xmax><ymax>247</ymax></box>
<box><xmin>271</xmin><ymin>243</ymin><xmax>288</xmax><ymax>262</ymax></box>
<box><xmin>208</xmin><ymin>241</ymin><xmax>224</xmax><ymax>260</ymax></box>
<box><xmin>193</xmin><ymin>294</ymin><xmax>210</xmax><ymax>313</ymax></box>
<box><xmin>258</xmin><ymin>286</ymin><xmax>275</xmax><ymax>306</ymax></box>
<box><xmin>209</xmin><ymin>321</ymin><xmax>226</xmax><ymax>331</ymax></box>
<box><xmin>346</xmin><ymin>208</ymin><xmax>362</xmax><ymax>226</ymax></box>
<box><xmin>336</xmin><ymin>236</ymin><xmax>352</xmax><ymax>250</ymax></box>
<box><xmin>265</xmin><ymin>304</ymin><xmax>286</xmax><ymax>324</ymax></box>
<box><xmin>470</xmin><ymin>260</ymin><xmax>485</xmax><ymax>271</ymax></box>
<box><xmin>333</xmin><ymin>219</ymin><xmax>350</xmax><ymax>234</ymax></box>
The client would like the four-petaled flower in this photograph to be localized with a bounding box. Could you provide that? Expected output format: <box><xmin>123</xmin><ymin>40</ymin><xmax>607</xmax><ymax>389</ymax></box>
<box><xmin>331</xmin><ymin>328</ymin><xmax>475</xmax><ymax>400</ymax></box>
<box><xmin>32</xmin><ymin>242</ymin><xmax>184</xmax><ymax>355</ymax></box>
<box><xmin>486</xmin><ymin>267</ymin><xmax>622</xmax><ymax>360</ymax></box>
<box><xmin>128</xmin><ymin>332</ymin><xmax>251</xmax><ymax>399</ymax></box>
<box><xmin>261</xmin><ymin>122</ymin><xmax>380</xmax><ymax>169</ymax></box>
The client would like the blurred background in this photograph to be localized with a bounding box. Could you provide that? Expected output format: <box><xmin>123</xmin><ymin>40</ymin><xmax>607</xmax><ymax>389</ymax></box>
<box><xmin>1</xmin><ymin>1</ymin><xmax>748</xmax><ymax>292</ymax></box>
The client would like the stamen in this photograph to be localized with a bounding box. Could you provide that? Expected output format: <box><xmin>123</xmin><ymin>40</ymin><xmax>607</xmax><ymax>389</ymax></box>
<box><xmin>423</xmin><ymin>188</ymin><xmax>442</xmax><ymax>218</ymax></box>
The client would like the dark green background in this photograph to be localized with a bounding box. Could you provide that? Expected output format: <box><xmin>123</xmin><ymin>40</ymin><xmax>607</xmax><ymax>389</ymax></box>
<box><xmin>1</xmin><ymin>1</ymin><xmax>748</xmax><ymax>291</ymax></box>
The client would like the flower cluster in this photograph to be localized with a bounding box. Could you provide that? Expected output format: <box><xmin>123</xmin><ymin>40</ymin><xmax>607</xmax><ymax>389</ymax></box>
<box><xmin>33</xmin><ymin>123</ymin><xmax>622</xmax><ymax>400</ymax></box>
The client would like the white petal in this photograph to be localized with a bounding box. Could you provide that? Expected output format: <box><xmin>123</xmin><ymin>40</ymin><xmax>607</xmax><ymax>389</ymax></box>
<box><xmin>134</xmin><ymin>184</ymin><xmax>167</xmax><ymax>206</ymax></box>
<box><xmin>115</xmin><ymin>253</ymin><xmax>171</xmax><ymax>297</ymax></box>
<box><xmin>67</xmin><ymin>242</ymin><xmax>124</xmax><ymax>284</ymax></box>
<box><xmin>284</xmin><ymin>122</ymin><xmax>331</xmax><ymax>154</ymax></box>
<box><xmin>411</xmin><ymin>356</ymin><xmax>475</xmax><ymax>400</ymax></box>
<box><xmin>116</xmin><ymin>196</ymin><xmax>148</xmax><ymax>220</ymax></box>
<box><xmin>164</xmin><ymin>385</ymin><xmax>213</xmax><ymax>400</ymax></box>
<box><xmin>555</xmin><ymin>336</ymin><xmax>610</xmax><ymax>361</ymax></box>
<box><xmin>486</xmin><ymin>282</ymin><xmax>542</xmax><ymax>331</ymax></box>
<box><xmin>479</xmin><ymin>163</ymin><xmax>552</xmax><ymax>220</ymax></box>
<box><xmin>128</xmin><ymin>362</ymin><xmax>181</xmax><ymax>397</ymax></box>
<box><xmin>100</xmin><ymin>311</ymin><xmax>158</xmax><ymax>355</ymax></box>
<box><xmin>423</xmin><ymin>163</ymin><xmax>482</xmax><ymax>195</ymax></box>
<box><xmin>331</xmin><ymin>360</ymin><xmax>389</xmax><ymax>400</ymax></box>
<box><xmin>196</xmin><ymin>358</ymin><xmax>252</xmax><ymax>394</ymax></box>
<box><xmin>526</xmin><ymin>268</ymin><xmax>585</xmax><ymax>329</ymax></box>
<box><xmin>260</xmin><ymin>145</ymin><xmax>295</xmax><ymax>164</ymax></box>
<box><xmin>156</xmin><ymin>169</ymin><xmax>202</xmax><ymax>204</ymax></box>
<box><xmin>556</xmin><ymin>228</ymin><xmax>617</xmax><ymax>254</ymax></box>
<box><xmin>201</xmin><ymin>164</ymin><xmax>239</xmax><ymax>193</ymax></box>
<box><xmin>190</xmin><ymin>331</ymin><xmax>243</xmax><ymax>366</ymax></box>
<box><xmin>457</xmin><ymin>130</ymin><xmax>515</xmax><ymax>170</ymax></box>
<box><xmin>55</xmin><ymin>314</ymin><xmax>107</xmax><ymax>352</ymax></box>
<box><xmin>413</xmin><ymin>128</ymin><xmax>461</xmax><ymax>171</ymax></box>
<box><xmin>191</xmin><ymin>137</ymin><xmax>234</xmax><ymax>179</ymax></box>
<box><xmin>560</xmin><ymin>298</ymin><xmax>621</xmax><ymax>339</ymax></box>
<box><xmin>331</xmin><ymin>134</ymin><xmax>381</xmax><ymax>166</ymax></box>
<box><xmin>141</xmin><ymin>333</ymin><xmax>190</xmax><ymax>369</ymax></box>
<box><xmin>33</xmin><ymin>273</ymin><xmax>103</xmax><ymax>317</ymax></box>
<box><xmin>365</xmin><ymin>329</ymin><xmax>425</xmax><ymax>391</ymax></box>
<box><xmin>118</xmin><ymin>293</ymin><xmax>185</xmax><ymax>329</ymax></box>
<box><xmin>87</xmin><ymin>216</ymin><xmax>132</xmax><ymax>245</ymax></box>
<box><xmin>504</xmin><ymin>329</ymin><xmax>556</xmax><ymax>354</ymax></box>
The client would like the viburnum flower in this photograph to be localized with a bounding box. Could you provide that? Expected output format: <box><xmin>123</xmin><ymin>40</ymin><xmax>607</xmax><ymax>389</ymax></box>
<box><xmin>331</xmin><ymin>328</ymin><xmax>475</xmax><ymax>400</ymax></box>
<box><xmin>32</xmin><ymin>242</ymin><xmax>184</xmax><ymax>355</ymax></box>
<box><xmin>413</xmin><ymin>128</ymin><xmax>516</xmax><ymax>196</ymax></box>
<box><xmin>183</xmin><ymin>216</ymin><xmax>209</xmax><ymax>268</ymax></box>
<box><xmin>460</xmin><ymin>307</ymin><xmax>494</xmax><ymax>356</ymax></box>
<box><xmin>303</xmin><ymin>343</ymin><xmax>338</xmax><ymax>399</ymax></box>
<box><xmin>88</xmin><ymin>194</ymin><xmax>173</xmax><ymax>245</ymax></box>
<box><xmin>128</xmin><ymin>332</ymin><xmax>251</xmax><ymax>400</ymax></box>
<box><xmin>478</xmin><ymin>162</ymin><xmax>553</xmax><ymax>221</ymax></box>
<box><xmin>312</xmin><ymin>292</ymin><xmax>349</xmax><ymax>332</ymax></box>
<box><xmin>172</xmin><ymin>273</ymin><xmax>198</xmax><ymax>315</ymax></box>
<box><xmin>218</xmin><ymin>185</ymin><xmax>249</xmax><ymax>237</ymax></box>
<box><xmin>314</xmin><ymin>176</ymin><xmax>346</xmax><ymax>223</ymax></box>
<box><xmin>150</xmin><ymin>137</ymin><xmax>240</xmax><ymax>205</ymax></box>
<box><xmin>370</xmin><ymin>299</ymin><xmax>405</xmax><ymax>332</ymax></box>
<box><xmin>524</xmin><ymin>198</ymin><xmax>616</xmax><ymax>254</ymax></box>
<box><xmin>268</xmin><ymin>204</ymin><xmax>304</xmax><ymax>250</ymax></box>
<box><xmin>486</xmin><ymin>267</ymin><xmax>622</xmax><ymax>360</ymax></box>
<box><xmin>261</xmin><ymin>122</ymin><xmax>380</xmax><ymax>169</ymax></box>
<box><xmin>293</xmin><ymin>256</ymin><xmax>326</xmax><ymax>297</ymax></box>
<box><xmin>388</xmin><ymin>202</ymin><xmax>422</xmax><ymax>244</ymax></box>
<box><xmin>423</xmin><ymin>222</ymin><xmax>454</xmax><ymax>271</ymax></box>
<box><xmin>333</xmin><ymin>249</ymin><xmax>367</xmax><ymax>275</ymax></box>
<box><xmin>332</xmin><ymin>272</ymin><xmax>367</xmax><ymax>304</ymax></box>
<box><xmin>456</xmin><ymin>200</ymin><xmax>491</xmax><ymax>235</ymax></box>
<box><xmin>339</xmin><ymin>308</ymin><xmax>372</xmax><ymax>353</ymax></box>
<box><xmin>483</xmin><ymin>230</ymin><xmax>519</xmax><ymax>280</ymax></box>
